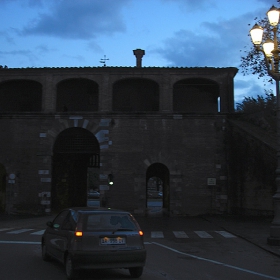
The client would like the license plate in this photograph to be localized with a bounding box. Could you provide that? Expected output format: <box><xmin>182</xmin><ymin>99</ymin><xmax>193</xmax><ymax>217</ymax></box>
<box><xmin>100</xmin><ymin>236</ymin><xmax>126</xmax><ymax>245</ymax></box>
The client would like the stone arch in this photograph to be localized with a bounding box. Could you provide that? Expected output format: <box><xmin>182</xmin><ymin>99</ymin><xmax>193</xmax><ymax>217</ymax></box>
<box><xmin>173</xmin><ymin>78</ymin><xmax>219</xmax><ymax>113</ymax></box>
<box><xmin>52</xmin><ymin>127</ymin><xmax>100</xmax><ymax>211</ymax></box>
<box><xmin>113</xmin><ymin>78</ymin><xmax>159</xmax><ymax>111</ymax></box>
<box><xmin>0</xmin><ymin>79</ymin><xmax>42</xmax><ymax>112</ymax></box>
<box><xmin>56</xmin><ymin>78</ymin><xmax>99</xmax><ymax>112</ymax></box>
<box><xmin>146</xmin><ymin>163</ymin><xmax>170</xmax><ymax>215</ymax></box>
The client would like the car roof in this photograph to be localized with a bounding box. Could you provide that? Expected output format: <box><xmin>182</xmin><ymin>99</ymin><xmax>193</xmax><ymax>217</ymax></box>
<box><xmin>67</xmin><ymin>207</ymin><xmax>131</xmax><ymax>215</ymax></box>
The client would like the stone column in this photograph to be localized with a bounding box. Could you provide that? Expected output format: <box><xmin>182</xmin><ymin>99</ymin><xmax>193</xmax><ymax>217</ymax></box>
<box><xmin>42</xmin><ymin>74</ymin><xmax>56</xmax><ymax>113</ymax></box>
<box><xmin>99</xmin><ymin>73</ymin><xmax>111</xmax><ymax>112</ymax></box>
<box><xmin>133</xmin><ymin>49</ymin><xmax>145</xmax><ymax>68</ymax></box>
<box><xmin>160</xmin><ymin>73</ymin><xmax>172</xmax><ymax>112</ymax></box>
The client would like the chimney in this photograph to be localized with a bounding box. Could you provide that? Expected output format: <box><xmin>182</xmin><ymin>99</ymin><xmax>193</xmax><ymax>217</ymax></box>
<box><xmin>133</xmin><ymin>49</ymin><xmax>145</xmax><ymax>67</ymax></box>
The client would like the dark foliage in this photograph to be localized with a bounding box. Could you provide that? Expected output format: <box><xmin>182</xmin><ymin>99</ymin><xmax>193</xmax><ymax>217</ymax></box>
<box><xmin>236</xmin><ymin>91</ymin><xmax>277</xmax><ymax>132</ymax></box>
<box><xmin>240</xmin><ymin>0</ymin><xmax>280</xmax><ymax>84</ymax></box>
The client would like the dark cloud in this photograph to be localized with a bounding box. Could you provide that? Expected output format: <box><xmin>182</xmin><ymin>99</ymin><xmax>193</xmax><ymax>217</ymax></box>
<box><xmin>154</xmin><ymin>12</ymin><xmax>255</xmax><ymax>68</ymax></box>
<box><xmin>154</xmin><ymin>11</ymin><xmax>254</xmax><ymax>67</ymax></box>
<box><xmin>234</xmin><ymin>78</ymin><xmax>273</xmax><ymax>104</ymax></box>
<box><xmin>0</xmin><ymin>30</ymin><xmax>15</xmax><ymax>45</ymax></box>
<box><xmin>0</xmin><ymin>0</ymin><xmax>44</xmax><ymax>6</ymax></box>
<box><xmin>256</xmin><ymin>0</ymin><xmax>278</xmax><ymax>5</ymax></box>
<box><xmin>160</xmin><ymin>0</ymin><xmax>216</xmax><ymax>12</ymax></box>
<box><xmin>235</xmin><ymin>79</ymin><xmax>252</xmax><ymax>89</ymax></box>
<box><xmin>249</xmin><ymin>83</ymin><xmax>268</xmax><ymax>96</ymax></box>
<box><xmin>0</xmin><ymin>49</ymin><xmax>38</xmax><ymax>65</ymax></box>
<box><xmin>20</xmin><ymin>0</ymin><xmax>129</xmax><ymax>39</ymax></box>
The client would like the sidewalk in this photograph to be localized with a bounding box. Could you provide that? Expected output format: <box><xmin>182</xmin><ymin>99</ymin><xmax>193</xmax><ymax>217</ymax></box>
<box><xmin>0</xmin><ymin>213</ymin><xmax>55</xmax><ymax>228</ymax></box>
<box><xmin>203</xmin><ymin>215</ymin><xmax>280</xmax><ymax>258</ymax></box>
<box><xmin>0</xmin><ymin>213</ymin><xmax>280</xmax><ymax>257</ymax></box>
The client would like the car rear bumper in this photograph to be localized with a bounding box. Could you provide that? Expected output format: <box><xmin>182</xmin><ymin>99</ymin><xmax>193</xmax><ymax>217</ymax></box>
<box><xmin>71</xmin><ymin>249</ymin><xmax>146</xmax><ymax>270</ymax></box>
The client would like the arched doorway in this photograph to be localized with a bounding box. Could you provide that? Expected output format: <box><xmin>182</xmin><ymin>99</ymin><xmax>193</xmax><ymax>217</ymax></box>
<box><xmin>52</xmin><ymin>128</ymin><xmax>100</xmax><ymax>212</ymax></box>
<box><xmin>146</xmin><ymin>163</ymin><xmax>170</xmax><ymax>216</ymax></box>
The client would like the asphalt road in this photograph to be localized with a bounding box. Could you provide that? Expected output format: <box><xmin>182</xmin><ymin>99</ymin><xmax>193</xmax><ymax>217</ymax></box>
<box><xmin>0</xmin><ymin>215</ymin><xmax>280</xmax><ymax>279</ymax></box>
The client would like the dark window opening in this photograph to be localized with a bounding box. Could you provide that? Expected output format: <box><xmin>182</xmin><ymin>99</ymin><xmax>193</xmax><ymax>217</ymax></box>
<box><xmin>113</xmin><ymin>78</ymin><xmax>159</xmax><ymax>111</ymax></box>
<box><xmin>173</xmin><ymin>78</ymin><xmax>219</xmax><ymax>113</ymax></box>
<box><xmin>56</xmin><ymin>78</ymin><xmax>98</xmax><ymax>112</ymax></box>
<box><xmin>0</xmin><ymin>80</ymin><xmax>42</xmax><ymax>112</ymax></box>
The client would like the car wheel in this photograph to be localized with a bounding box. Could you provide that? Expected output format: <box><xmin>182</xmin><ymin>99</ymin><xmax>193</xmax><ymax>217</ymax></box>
<box><xmin>42</xmin><ymin>242</ymin><xmax>51</xmax><ymax>261</ymax></box>
<box><xmin>65</xmin><ymin>254</ymin><xmax>77</xmax><ymax>279</ymax></box>
<box><xmin>129</xmin><ymin>267</ymin><xmax>143</xmax><ymax>278</ymax></box>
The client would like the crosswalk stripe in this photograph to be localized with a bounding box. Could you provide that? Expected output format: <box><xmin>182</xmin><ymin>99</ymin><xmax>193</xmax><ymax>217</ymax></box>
<box><xmin>7</xmin><ymin>229</ymin><xmax>34</xmax><ymax>234</ymax></box>
<box><xmin>194</xmin><ymin>231</ymin><xmax>213</xmax><ymax>238</ymax></box>
<box><xmin>1</xmin><ymin>228</ymin><xmax>236</xmax><ymax>240</ymax></box>
<box><xmin>30</xmin><ymin>230</ymin><xmax>45</xmax><ymax>235</ymax></box>
<box><xmin>215</xmin><ymin>231</ymin><xmax>236</xmax><ymax>238</ymax></box>
<box><xmin>173</xmin><ymin>231</ymin><xmax>189</xmax><ymax>238</ymax></box>
<box><xmin>151</xmin><ymin>231</ymin><xmax>164</xmax><ymax>238</ymax></box>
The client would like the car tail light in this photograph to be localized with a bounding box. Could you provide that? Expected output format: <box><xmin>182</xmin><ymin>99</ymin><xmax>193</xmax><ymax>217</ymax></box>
<box><xmin>75</xmin><ymin>231</ymin><xmax>83</xmax><ymax>237</ymax></box>
<box><xmin>139</xmin><ymin>230</ymin><xmax>144</xmax><ymax>236</ymax></box>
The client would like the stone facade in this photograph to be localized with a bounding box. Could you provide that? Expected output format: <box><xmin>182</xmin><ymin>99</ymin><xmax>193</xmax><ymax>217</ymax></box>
<box><xmin>0</xmin><ymin>65</ymin><xmax>238</xmax><ymax>216</ymax></box>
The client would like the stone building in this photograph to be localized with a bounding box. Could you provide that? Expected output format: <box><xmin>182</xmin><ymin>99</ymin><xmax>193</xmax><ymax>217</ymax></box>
<box><xmin>0</xmin><ymin>50</ymin><xmax>238</xmax><ymax>216</ymax></box>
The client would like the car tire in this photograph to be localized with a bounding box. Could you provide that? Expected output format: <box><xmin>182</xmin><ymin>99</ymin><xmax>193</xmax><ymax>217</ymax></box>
<box><xmin>42</xmin><ymin>242</ymin><xmax>51</xmax><ymax>261</ymax></box>
<box><xmin>129</xmin><ymin>267</ymin><xmax>143</xmax><ymax>278</ymax></box>
<box><xmin>65</xmin><ymin>254</ymin><xmax>77</xmax><ymax>280</ymax></box>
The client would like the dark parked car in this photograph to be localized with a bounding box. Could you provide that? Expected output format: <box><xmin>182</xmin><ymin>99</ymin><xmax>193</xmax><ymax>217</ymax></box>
<box><xmin>41</xmin><ymin>207</ymin><xmax>146</xmax><ymax>279</ymax></box>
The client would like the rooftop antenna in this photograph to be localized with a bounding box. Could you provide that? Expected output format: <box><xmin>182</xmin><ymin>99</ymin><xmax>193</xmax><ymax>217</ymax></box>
<box><xmin>100</xmin><ymin>55</ymin><xmax>109</xmax><ymax>67</ymax></box>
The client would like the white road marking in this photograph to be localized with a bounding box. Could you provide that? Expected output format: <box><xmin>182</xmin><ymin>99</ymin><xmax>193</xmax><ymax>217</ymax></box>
<box><xmin>7</xmin><ymin>229</ymin><xmax>34</xmax><ymax>234</ymax></box>
<box><xmin>151</xmin><ymin>231</ymin><xmax>164</xmax><ymax>238</ymax></box>
<box><xmin>1</xmin><ymin>228</ymin><xmax>237</xmax><ymax>240</ymax></box>
<box><xmin>0</xmin><ymin>228</ymin><xmax>14</xmax><ymax>232</ymax></box>
<box><xmin>152</xmin><ymin>242</ymin><xmax>280</xmax><ymax>280</ymax></box>
<box><xmin>194</xmin><ymin>231</ymin><xmax>213</xmax><ymax>238</ymax></box>
<box><xmin>173</xmin><ymin>231</ymin><xmax>189</xmax><ymax>238</ymax></box>
<box><xmin>30</xmin><ymin>230</ymin><xmax>45</xmax><ymax>235</ymax></box>
<box><xmin>215</xmin><ymin>231</ymin><xmax>236</xmax><ymax>238</ymax></box>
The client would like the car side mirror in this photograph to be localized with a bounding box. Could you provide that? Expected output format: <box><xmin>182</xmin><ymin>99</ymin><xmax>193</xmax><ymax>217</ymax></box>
<box><xmin>46</xmin><ymin>221</ymin><xmax>53</xmax><ymax>227</ymax></box>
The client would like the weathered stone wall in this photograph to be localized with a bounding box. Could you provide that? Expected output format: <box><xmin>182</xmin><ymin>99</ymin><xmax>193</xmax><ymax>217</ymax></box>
<box><xmin>0</xmin><ymin>66</ymin><xmax>237</xmax><ymax>215</ymax></box>
<box><xmin>0</xmin><ymin>113</ymin><xmax>229</xmax><ymax>215</ymax></box>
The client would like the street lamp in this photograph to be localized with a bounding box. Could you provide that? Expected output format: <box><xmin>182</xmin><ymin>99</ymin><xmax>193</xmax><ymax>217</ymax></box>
<box><xmin>250</xmin><ymin>5</ymin><xmax>280</xmax><ymax>245</ymax></box>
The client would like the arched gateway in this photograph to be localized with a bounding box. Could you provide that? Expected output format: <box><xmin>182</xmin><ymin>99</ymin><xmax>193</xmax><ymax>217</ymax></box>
<box><xmin>52</xmin><ymin>128</ymin><xmax>100</xmax><ymax>211</ymax></box>
<box><xmin>146</xmin><ymin>163</ymin><xmax>170</xmax><ymax>216</ymax></box>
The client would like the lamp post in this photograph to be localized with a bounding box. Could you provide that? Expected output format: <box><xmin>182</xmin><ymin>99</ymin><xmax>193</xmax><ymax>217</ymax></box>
<box><xmin>250</xmin><ymin>5</ymin><xmax>280</xmax><ymax>245</ymax></box>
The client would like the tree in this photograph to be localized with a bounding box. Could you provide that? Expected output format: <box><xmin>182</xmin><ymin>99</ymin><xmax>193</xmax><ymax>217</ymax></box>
<box><xmin>236</xmin><ymin>90</ymin><xmax>276</xmax><ymax>132</ymax></box>
<box><xmin>236</xmin><ymin>91</ymin><xmax>276</xmax><ymax>113</ymax></box>
<box><xmin>240</xmin><ymin>1</ymin><xmax>280</xmax><ymax>84</ymax></box>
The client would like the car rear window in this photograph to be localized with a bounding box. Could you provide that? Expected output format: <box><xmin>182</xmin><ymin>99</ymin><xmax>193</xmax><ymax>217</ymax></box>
<box><xmin>83</xmin><ymin>213</ymin><xmax>138</xmax><ymax>232</ymax></box>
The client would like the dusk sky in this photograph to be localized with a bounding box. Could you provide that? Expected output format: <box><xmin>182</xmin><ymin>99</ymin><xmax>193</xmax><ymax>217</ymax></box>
<box><xmin>0</xmin><ymin>0</ymin><xmax>278</xmax><ymax>104</ymax></box>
